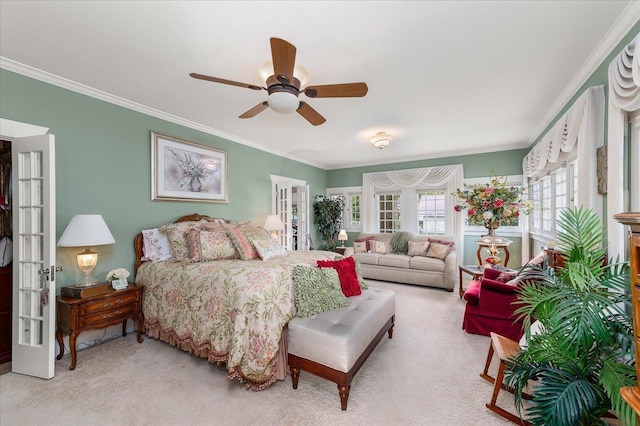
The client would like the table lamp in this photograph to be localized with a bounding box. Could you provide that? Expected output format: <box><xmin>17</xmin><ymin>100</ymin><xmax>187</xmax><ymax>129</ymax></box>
<box><xmin>57</xmin><ymin>214</ymin><xmax>116</xmax><ymax>286</ymax></box>
<box><xmin>263</xmin><ymin>214</ymin><xmax>285</xmax><ymax>239</ymax></box>
<box><xmin>338</xmin><ymin>229</ymin><xmax>348</xmax><ymax>247</ymax></box>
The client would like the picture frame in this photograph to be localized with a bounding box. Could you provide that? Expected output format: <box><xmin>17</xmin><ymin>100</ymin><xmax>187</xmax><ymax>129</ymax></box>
<box><xmin>111</xmin><ymin>278</ymin><xmax>128</xmax><ymax>291</ymax></box>
<box><xmin>151</xmin><ymin>132</ymin><xmax>228</xmax><ymax>203</ymax></box>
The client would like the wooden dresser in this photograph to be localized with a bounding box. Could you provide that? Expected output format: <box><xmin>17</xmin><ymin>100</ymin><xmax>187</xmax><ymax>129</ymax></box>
<box><xmin>615</xmin><ymin>212</ymin><xmax>640</xmax><ymax>421</ymax></box>
<box><xmin>55</xmin><ymin>283</ymin><xmax>144</xmax><ymax>370</ymax></box>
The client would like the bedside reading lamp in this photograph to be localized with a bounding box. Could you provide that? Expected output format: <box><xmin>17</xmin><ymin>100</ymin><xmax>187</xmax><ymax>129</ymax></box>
<box><xmin>338</xmin><ymin>229</ymin><xmax>348</xmax><ymax>248</ymax></box>
<box><xmin>264</xmin><ymin>214</ymin><xmax>285</xmax><ymax>239</ymax></box>
<box><xmin>57</xmin><ymin>214</ymin><xmax>116</xmax><ymax>286</ymax></box>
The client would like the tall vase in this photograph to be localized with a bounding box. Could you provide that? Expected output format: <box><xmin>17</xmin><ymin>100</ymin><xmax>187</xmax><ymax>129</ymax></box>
<box><xmin>189</xmin><ymin>177</ymin><xmax>202</xmax><ymax>192</ymax></box>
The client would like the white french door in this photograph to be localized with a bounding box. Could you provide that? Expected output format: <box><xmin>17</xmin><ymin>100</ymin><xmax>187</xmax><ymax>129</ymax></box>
<box><xmin>11</xmin><ymin>134</ymin><xmax>56</xmax><ymax>379</ymax></box>
<box><xmin>270</xmin><ymin>175</ymin><xmax>310</xmax><ymax>251</ymax></box>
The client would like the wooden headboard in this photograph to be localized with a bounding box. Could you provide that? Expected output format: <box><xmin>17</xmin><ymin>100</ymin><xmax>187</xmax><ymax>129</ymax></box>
<box><xmin>133</xmin><ymin>213</ymin><xmax>213</xmax><ymax>277</ymax></box>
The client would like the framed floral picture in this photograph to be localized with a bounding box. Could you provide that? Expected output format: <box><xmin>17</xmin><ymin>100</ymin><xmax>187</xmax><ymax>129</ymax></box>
<box><xmin>151</xmin><ymin>132</ymin><xmax>228</xmax><ymax>203</ymax></box>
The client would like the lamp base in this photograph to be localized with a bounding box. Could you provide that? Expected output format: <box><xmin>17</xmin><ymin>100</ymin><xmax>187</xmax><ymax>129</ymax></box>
<box><xmin>78</xmin><ymin>274</ymin><xmax>99</xmax><ymax>287</ymax></box>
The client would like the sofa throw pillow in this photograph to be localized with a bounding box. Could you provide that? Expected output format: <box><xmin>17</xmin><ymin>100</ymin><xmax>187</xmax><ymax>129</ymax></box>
<box><xmin>390</xmin><ymin>231</ymin><xmax>413</xmax><ymax>254</ymax></box>
<box><xmin>428</xmin><ymin>238</ymin><xmax>455</xmax><ymax>247</ymax></box>
<box><xmin>159</xmin><ymin>220</ymin><xmax>207</xmax><ymax>262</ymax></box>
<box><xmin>407</xmin><ymin>241</ymin><xmax>430</xmax><ymax>257</ymax></box>
<box><xmin>374</xmin><ymin>241</ymin><xmax>392</xmax><ymax>255</ymax></box>
<box><xmin>293</xmin><ymin>265</ymin><xmax>349</xmax><ymax>318</ymax></box>
<box><xmin>225</xmin><ymin>225</ymin><xmax>271</xmax><ymax>260</ymax></box>
<box><xmin>252</xmin><ymin>238</ymin><xmax>287</xmax><ymax>260</ymax></box>
<box><xmin>354</xmin><ymin>259</ymin><xmax>369</xmax><ymax>290</ymax></box>
<box><xmin>141</xmin><ymin>228</ymin><xmax>173</xmax><ymax>262</ymax></box>
<box><xmin>425</xmin><ymin>242</ymin><xmax>452</xmax><ymax>260</ymax></box>
<box><xmin>355</xmin><ymin>236</ymin><xmax>376</xmax><ymax>252</ymax></box>
<box><xmin>353</xmin><ymin>241</ymin><xmax>367</xmax><ymax>253</ymax></box>
<box><xmin>317</xmin><ymin>257</ymin><xmax>362</xmax><ymax>297</ymax></box>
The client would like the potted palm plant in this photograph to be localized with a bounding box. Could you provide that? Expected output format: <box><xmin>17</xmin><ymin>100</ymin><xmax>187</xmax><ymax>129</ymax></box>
<box><xmin>505</xmin><ymin>206</ymin><xmax>635</xmax><ymax>426</ymax></box>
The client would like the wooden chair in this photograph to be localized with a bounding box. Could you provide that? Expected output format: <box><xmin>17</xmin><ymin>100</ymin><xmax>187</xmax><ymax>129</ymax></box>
<box><xmin>480</xmin><ymin>332</ymin><xmax>531</xmax><ymax>426</ymax></box>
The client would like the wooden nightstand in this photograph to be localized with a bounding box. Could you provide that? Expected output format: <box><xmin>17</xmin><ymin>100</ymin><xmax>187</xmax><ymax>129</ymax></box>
<box><xmin>55</xmin><ymin>283</ymin><xmax>144</xmax><ymax>370</ymax></box>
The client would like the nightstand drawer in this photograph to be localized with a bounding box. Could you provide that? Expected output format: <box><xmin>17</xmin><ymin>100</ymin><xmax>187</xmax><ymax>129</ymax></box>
<box><xmin>80</xmin><ymin>304</ymin><xmax>137</xmax><ymax>327</ymax></box>
<box><xmin>79</xmin><ymin>292</ymin><xmax>139</xmax><ymax>316</ymax></box>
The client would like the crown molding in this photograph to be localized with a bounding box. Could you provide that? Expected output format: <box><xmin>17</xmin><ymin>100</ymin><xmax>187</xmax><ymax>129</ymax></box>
<box><xmin>528</xmin><ymin>2</ymin><xmax>640</xmax><ymax>146</ymax></box>
<box><xmin>0</xmin><ymin>57</ymin><xmax>325</xmax><ymax>169</ymax></box>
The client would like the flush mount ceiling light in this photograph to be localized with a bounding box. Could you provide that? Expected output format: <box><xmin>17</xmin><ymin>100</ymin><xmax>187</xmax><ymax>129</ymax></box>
<box><xmin>369</xmin><ymin>132</ymin><xmax>393</xmax><ymax>149</ymax></box>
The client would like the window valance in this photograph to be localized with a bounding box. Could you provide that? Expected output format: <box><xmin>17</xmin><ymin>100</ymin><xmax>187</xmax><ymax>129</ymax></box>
<box><xmin>609</xmin><ymin>33</ymin><xmax>640</xmax><ymax>112</ymax></box>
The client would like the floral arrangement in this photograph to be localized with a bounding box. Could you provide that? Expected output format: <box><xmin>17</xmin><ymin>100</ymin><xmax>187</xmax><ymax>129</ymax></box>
<box><xmin>453</xmin><ymin>175</ymin><xmax>532</xmax><ymax>227</ymax></box>
<box><xmin>106</xmin><ymin>268</ymin><xmax>130</xmax><ymax>282</ymax></box>
<box><xmin>169</xmin><ymin>148</ymin><xmax>214</xmax><ymax>188</ymax></box>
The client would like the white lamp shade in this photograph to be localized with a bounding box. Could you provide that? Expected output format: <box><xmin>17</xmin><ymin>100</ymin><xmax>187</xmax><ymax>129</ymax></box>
<box><xmin>338</xmin><ymin>230</ymin><xmax>348</xmax><ymax>241</ymax></box>
<box><xmin>57</xmin><ymin>214</ymin><xmax>116</xmax><ymax>247</ymax></box>
<box><xmin>263</xmin><ymin>214</ymin><xmax>285</xmax><ymax>231</ymax></box>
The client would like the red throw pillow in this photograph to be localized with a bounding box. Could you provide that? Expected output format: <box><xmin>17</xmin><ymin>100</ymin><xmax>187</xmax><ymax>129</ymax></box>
<box><xmin>317</xmin><ymin>257</ymin><xmax>362</xmax><ymax>297</ymax></box>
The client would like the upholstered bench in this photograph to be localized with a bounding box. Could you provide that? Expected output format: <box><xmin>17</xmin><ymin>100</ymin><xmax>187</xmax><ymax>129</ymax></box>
<box><xmin>288</xmin><ymin>288</ymin><xmax>396</xmax><ymax>410</ymax></box>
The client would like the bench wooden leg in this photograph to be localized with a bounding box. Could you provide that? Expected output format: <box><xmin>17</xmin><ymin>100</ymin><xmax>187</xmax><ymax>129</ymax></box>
<box><xmin>290</xmin><ymin>366</ymin><xmax>300</xmax><ymax>389</ymax></box>
<box><xmin>338</xmin><ymin>384</ymin><xmax>351</xmax><ymax>411</ymax></box>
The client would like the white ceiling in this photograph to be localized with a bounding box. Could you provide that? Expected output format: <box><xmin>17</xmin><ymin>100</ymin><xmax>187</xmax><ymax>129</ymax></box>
<box><xmin>1</xmin><ymin>1</ymin><xmax>638</xmax><ymax>170</ymax></box>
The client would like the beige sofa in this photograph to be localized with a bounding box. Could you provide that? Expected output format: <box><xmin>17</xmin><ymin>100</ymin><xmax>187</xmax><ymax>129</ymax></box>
<box><xmin>343</xmin><ymin>232</ymin><xmax>458</xmax><ymax>291</ymax></box>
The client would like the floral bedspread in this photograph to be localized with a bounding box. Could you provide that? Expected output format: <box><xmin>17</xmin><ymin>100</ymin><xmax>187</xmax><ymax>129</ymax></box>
<box><xmin>135</xmin><ymin>250</ymin><xmax>339</xmax><ymax>390</ymax></box>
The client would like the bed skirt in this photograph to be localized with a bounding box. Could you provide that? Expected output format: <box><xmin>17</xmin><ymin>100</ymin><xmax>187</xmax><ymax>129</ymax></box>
<box><xmin>144</xmin><ymin>319</ymin><xmax>288</xmax><ymax>390</ymax></box>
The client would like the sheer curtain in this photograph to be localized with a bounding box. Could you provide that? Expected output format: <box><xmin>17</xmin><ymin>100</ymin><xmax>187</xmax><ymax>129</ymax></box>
<box><xmin>522</xmin><ymin>85</ymin><xmax>605</xmax><ymax>218</ymax></box>
<box><xmin>608</xmin><ymin>32</ymin><xmax>640</xmax><ymax>260</ymax></box>
<box><xmin>362</xmin><ymin>164</ymin><xmax>464</xmax><ymax>261</ymax></box>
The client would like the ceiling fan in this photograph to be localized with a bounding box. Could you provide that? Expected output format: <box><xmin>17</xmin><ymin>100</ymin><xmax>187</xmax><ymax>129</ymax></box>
<box><xmin>190</xmin><ymin>37</ymin><xmax>368</xmax><ymax>126</ymax></box>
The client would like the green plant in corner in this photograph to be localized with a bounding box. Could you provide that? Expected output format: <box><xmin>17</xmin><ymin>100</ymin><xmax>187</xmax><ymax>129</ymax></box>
<box><xmin>313</xmin><ymin>195</ymin><xmax>344</xmax><ymax>251</ymax></box>
<box><xmin>505</xmin><ymin>206</ymin><xmax>634</xmax><ymax>426</ymax></box>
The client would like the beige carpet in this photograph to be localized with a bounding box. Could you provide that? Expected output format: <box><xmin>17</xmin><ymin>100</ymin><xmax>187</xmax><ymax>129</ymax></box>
<box><xmin>0</xmin><ymin>280</ymin><xmax>521</xmax><ymax>425</ymax></box>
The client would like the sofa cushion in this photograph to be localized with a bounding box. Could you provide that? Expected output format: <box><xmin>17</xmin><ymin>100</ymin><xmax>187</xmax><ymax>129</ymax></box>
<box><xmin>352</xmin><ymin>252</ymin><xmax>382</xmax><ymax>265</ymax></box>
<box><xmin>378</xmin><ymin>254</ymin><xmax>411</xmax><ymax>268</ymax></box>
<box><xmin>409</xmin><ymin>255</ymin><xmax>445</xmax><ymax>272</ymax></box>
<box><xmin>407</xmin><ymin>240</ymin><xmax>430</xmax><ymax>257</ymax></box>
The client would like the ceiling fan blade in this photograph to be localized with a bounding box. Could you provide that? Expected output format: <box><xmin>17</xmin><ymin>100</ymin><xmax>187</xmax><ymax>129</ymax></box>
<box><xmin>304</xmin><ymin>82</ymin><xmax>368</xmax><ymax>98</ymax></box>
<box><xmin>190</xmin><ymin>73</ymin><xmax>263</xmax><ymax>91</ymax></box>
<box><xmin>239</xmin><ymin>102</ymin><xmax>269</xmax><ymax>118</ymax></box>
<box><xmin>296</xmin><ymin>101</ymin><xmax>326</xmax><ymax>126</ymax></box>
<box><xmin>270</xmin><ymin>38</ymin><xmax>296</xmax><ymax>83</ymax></box>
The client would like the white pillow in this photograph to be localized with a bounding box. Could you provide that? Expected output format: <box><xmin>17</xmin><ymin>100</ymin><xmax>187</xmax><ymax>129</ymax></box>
<box><xmin>0</xmin><ymin>237</ymin><xmax>12</xmax><ymax>267</ymax></box>
<box><xmin>141</xmin><ymin>228</ymin><xmax>173</xmax><ymax>262</ymax></box>
<box><xmin>519</xmin><ymin>320</ymin><xmax>545</xmax><ymax>349</ymax></box>
<box><xmin>252</xmin><ymin>238</ymin><xmax>287</xmax><ymax>260</ymax></box>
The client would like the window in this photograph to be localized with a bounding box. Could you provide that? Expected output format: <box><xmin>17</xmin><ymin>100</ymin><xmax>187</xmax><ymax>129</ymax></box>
<box><xmin>326</xmin><ymin>186</ymin><xmax>363</xmax><ymax>232</ymax></box>
<box><xmin>417</xmin><ymin>190</ymin><xmax>445</xmax><ymax>235</ymax></box>
<box><xmin>377</xmin><ymin>192</ymin><xmax>401</xmax><ymax>233</ymax></box>
<box><xmin>529</xmin><ymin>160</ymin><xmax>577</xmax><ymax>238</ymax></box>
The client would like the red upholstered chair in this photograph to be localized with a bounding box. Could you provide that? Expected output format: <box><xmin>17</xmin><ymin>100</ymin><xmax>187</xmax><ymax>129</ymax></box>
<box><xmin>462</xmin><ymin>267</ymin><xmax>525</xmax><ymax>342</ymax></box>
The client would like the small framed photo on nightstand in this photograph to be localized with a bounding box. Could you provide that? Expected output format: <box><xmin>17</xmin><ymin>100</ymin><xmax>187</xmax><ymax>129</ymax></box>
<box><xmin>111</xmin><ymin>279</ymin><xmax>128</xmax><ymax>290</ymax></box>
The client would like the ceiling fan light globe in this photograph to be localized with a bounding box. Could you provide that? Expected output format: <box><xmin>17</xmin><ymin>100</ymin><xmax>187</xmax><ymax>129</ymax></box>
<box><xmin>268</xmin><ymin>92</ymin><xmax>299</xmax><ymax>114</ymax></box>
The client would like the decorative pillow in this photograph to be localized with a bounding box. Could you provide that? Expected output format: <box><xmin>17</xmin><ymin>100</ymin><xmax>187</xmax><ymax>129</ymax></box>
<box><xmin>525</xmin><ymin>250</ymin><xmax>546</xmax><ymax>267</ymax></box>
<box><xmin>354</xmin><ymin>259</ymin><xmax>369</xmax><ymax>289</ymax></box>
<box><xmin>353</xmin><ymin>241</ymin><xmax>367</xmax><ymax>253</ymax></box>
<box><xmin>186</xmin><ymin>229</ymin><xmax>238</xmax><ymax>262</ymax></box>
<box><xmin>292</xmin><ymin>265</ymin><xmax>349</xmax><ymax>318</ymax></box>
<box><xmin>317</xmin><ymin>257</ymin><xmax>362</xmax><ymax>297</ymax></box>
<box><xmin>407</xmin><ymin>241</ymin><xmax>430</xmax><ymax>257</ymax></box>
<box><xmin>390</xmin><ymin>231</ymin><xmax>413</xmax><ymax>254</ymax></box>
<box><xmin>428</xmin><ymin>238</ymin><xmax>455</xmax><ymax>247</ymax></box>
<box><xmin>225</xmin><ymin>225</ymin><xmax>271</xmax><ymax>260</ymax></box>
<box><xmin>158</xmin><ymin>220</ymin><xmax>206</xmax><ymax>261</ymax></box>
<box><xmin>207</xmin><ymin>217</ymin><xmax>228</xmax><ymax>224</ymax></box>
<box><xmin>355</xmin><ymin>236</ymin><xmax>376</xmax><ymax>252</ymax></box>
<box><xmin>495</xmin><ymin>271</ymin><xmax>519</xmax><ymax>283</ymax></box>
<box><xmin>201</xmin><ymin>221</ymin><xmax>226</xmax><ymax>232</ymax></box>
<box><xmin>374</xmin><ymin>241</ymin><xmax>392</xmax><ymax>254</ymax></box>
<box><xmin>141</xmin><ymin>228</ymin><xmax>173</xmax><ymax>262</ymax></box>
<box><xmin>425</xmin><ymin>242</ymin><xmax>452</xmax><ymax>260</ymax></box>
<box><xmin>252</xmin><ymin>238</ymin><xmax>287</xmax><ymax>260</ymax></box>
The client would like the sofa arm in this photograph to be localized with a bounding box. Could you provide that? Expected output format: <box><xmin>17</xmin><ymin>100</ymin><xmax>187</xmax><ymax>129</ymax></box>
<box><xmin>480</xmin><ymin>278</ymin><xmax>520</xmax><ymax>295</ymax></box>
<box><xmin>443</xmin><ymin>249</ymin><xmax>458</xmax><ymax>291</ymax></box>
<box><xmin>343</xmin><ymin>247</ymin><xmax>354</xmax><ymax>257</ymax></box>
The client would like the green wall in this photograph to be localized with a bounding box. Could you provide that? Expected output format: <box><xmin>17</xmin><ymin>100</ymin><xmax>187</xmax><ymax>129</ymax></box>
<box><xmin>0</xmin><ymin>69</ymin><xmax>328</xmax><ymax>288</ymax></box>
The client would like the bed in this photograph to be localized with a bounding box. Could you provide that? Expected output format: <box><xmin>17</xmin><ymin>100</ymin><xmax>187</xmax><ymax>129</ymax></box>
<box><xmin>133</xmin><ymin>214</ymin><xmax>341</xmax><ymax>390</ymax></box>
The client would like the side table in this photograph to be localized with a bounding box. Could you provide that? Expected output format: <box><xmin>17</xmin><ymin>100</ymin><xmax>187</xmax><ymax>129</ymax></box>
<box><xmin>56</xmin><ymin>283</ymin><xmax>144</xmax><ymax>370</ymax></box>
<box><xmin>335</xmin><ymin>247</ymin><xmax>347</xmax><ymax>256</ymax></box>
<box><xmin>458</xmin><ymin>265</ymin><xmax>484</xmax><ymax>298</ymax></box>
